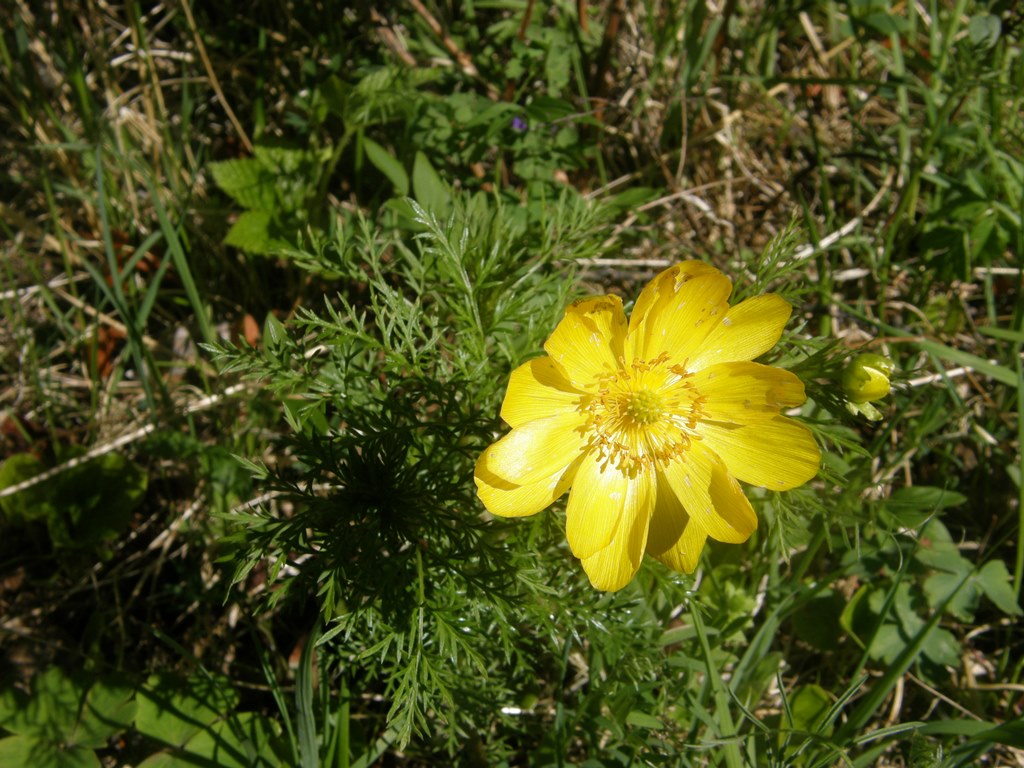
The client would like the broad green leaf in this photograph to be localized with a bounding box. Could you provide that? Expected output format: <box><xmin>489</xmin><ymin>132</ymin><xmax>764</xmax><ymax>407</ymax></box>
<box><xmin>135</xmin><ymin>673</ymin><xmax>240</xmax><ymax>749</ymax></box>
<box><xmin>858</xmin><ymin>12</ymin><xmax>909</xmax><ymax>35</ymax></box>
<box><xmin>967</xmin><ymin>14</ymin><xmax>1001</xmax><ymax>48</ymax></box>
<box><xmin>838</xmin><ymin>572</ymin><xmax>972</xmax><ymax>740</ymax></box>
<box><xmin>888</xmin><ymin>582</ymin><xmax>923</xmax><ymax>638</ymax></box>
<box><xmin>209</xmin><ymin>159</ymin><xmax>275</xmax><ymax>210</ymax></box>
<box><xmin>868</xmin><ymin>623</ymin><xmax>905</xmax><ymax>664</ymax></box>
<box><xmin>784</xmin><ymin>684</ymin><xmax>833</xmax><ymax>735</ymax></box>
<box><xmin>923</xmin><ymin>571</ymin><xmax>979</xmax><ymax>621</ymax></box>
<box><xmin>914</xmin><ymin>520</ymin><xmax>971</xmax><ymax>574</ymax></box>
<box><xmin>921</xmin><ymin>627</ymin><xmax>960</xmax><ymax>667</ymax></box>
<box><xmin>363</xmin><ymin>138</ymin><xmax>409</xmax><ymax>195</ymax></box>
<box><xmin>57</xmin><ymin>453</ymin><xmax>147</xmax><ymax>549</ymax></box>
<box><xmin>977</xmin><ymin>560</ymin><xmax>1023</xmax><ymax>616</ymax></box>
<box><xmin>0</xmin><ymin>453</ymin><xmax>56</xmax><ymax>524</ymax></box>
<box><xmin>253</xmin><ymin>143</ymin><xmax>307</xmax><ymax>174</ymax></box>
<box><xmin>70</xmin><ymin>678</ymin><xmax>136</xmax><ymax>748</ymax></box>
<box><xmin>0</xmin><ymin>735</ymin><xmax>99</xmax><ymax>768</ymax></box>
<box><xmin>3</xmin><ymin>668</ymin><xmax>84</xmax><ymax>740</ymax></box>
<box><xmin>2</xmin><ymin>448</ymin><xmax>145</xmax><ymax>549</ymax></box>
<box><xmin>412</xmin><ymin>151</ymin><xmax>450</xmax><ymax>215</ymax></box>
<box><xmin>137</xmin><ymin>713</ymin><xmax>285</xmax><ymax>768</ymax></box>
<box><xmin>224</xmin><ymin>210</ymin><xmax>276</xmax><ymax>255</ymax></box>
<box><xmin>0</xmin><ymin>685</ymin><xmax>29</xmax><ymax>730</ymax></box>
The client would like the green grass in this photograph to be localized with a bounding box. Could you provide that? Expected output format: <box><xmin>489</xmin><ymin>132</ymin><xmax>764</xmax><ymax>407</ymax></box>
<box><xmin>1</xmin><ymin>1</ymin><xmax>1023</xmax><ymax>766</ymax></box>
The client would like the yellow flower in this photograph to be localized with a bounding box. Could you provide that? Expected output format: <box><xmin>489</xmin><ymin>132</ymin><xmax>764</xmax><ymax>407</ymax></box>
<box><xmin>475</xmin><ymin>262</ymin><xmax>820</xmax><ymax>591</ymax></box>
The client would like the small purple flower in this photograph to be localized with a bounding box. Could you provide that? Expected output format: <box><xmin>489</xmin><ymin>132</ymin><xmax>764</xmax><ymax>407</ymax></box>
<box><xmin>511</xmin><ymin>116</ymin><xmax>528</xmax><ymax>132</ymax></box>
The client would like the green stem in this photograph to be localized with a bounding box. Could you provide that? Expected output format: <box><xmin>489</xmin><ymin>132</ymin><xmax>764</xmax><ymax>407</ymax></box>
<box><xmin>691</xmin><ymin>605</ymin><xmax>744</xmax><ymax>768</ymax></box>
<box><xmin>791</xmin><ymin>525</ymin><xmax>827</xmax><ymax>584</ymax></box>
<box><xmin>1015</xmin><ymin>349</ymin><xmax>1024</xmax><ymax>599</ymax></box>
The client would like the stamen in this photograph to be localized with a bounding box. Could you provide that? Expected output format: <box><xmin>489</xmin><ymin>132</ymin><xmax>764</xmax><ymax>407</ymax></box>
<box><xmin>579</xmin><ymin>355</ymin><xmax>704</xmax><ymax>474</ymax></box>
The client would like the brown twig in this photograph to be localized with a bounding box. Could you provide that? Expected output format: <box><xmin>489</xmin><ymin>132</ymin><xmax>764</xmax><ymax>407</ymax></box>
<box><xmin>407</xmin><ymin>0</ymin><xmax>499</xmax><ymax>100</ymax></box>
<box><xmin>369</xmin><ymin>8</ymin><xmax>418</xmax><ymax>67</ymax></box>
<box><xmin>179</xmin><ymin>0</ymin><xmax>252</xmax><ymax>153</ymax></box>
<box><xmin>590</xmin><ymin>0</ymin><xmax>624</xmax><ymax>122</ymax></box>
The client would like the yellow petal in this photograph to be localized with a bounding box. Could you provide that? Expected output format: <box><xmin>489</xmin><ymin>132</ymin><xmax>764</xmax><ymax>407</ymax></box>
<box><xmin>501</xmin><ymin>357</ymin><xmax>582</xmax><ymax>428</ymax></box>
<box><xmin>577</xmin><ymin>468</ymin><xmax>655</xmax><ymax>591</ymax></box>
<box><xmin>645</xmin><ymin>470</ymin><xmax>690</xmax><ymax>556</ymax></box>
<box><xmin>706</xmin><ymin>449</ymin><xmax>759</xmax><ymax>542</ymax></box>
<box><xmin>661</xmin><ymin>443</ymin><xmax>757</xmax><ymax>543</ymax></box>
<box><xmin>479</xmin><ymin>411</ymin><xmax>587</xmax><ymax>486</ymax></box>
<box><xmin>565</xmin><ymin>453</ymin><xmax>648</xmax><ymax>559</ymax></box>
<box><xmin>696</xmin><ymin>416</ymin><xmax>820</xmax><ymax>491</ymax></box>
<box><xmin>544</xmin><ymin>296</ymin><xmax>627</xmax><ymax>391</ymax></box>
<box><xmin>651</xmin><ymin>518</ymin><xmax>708</xmax><ymax>574</ymax></box>
<box><xmin>628</xmin><ymin>262</ymin><xmax>722</xmax><ymax>340</ymax></box>
<box><xmin>689</xmin><ymin>294</ymin><xmax>792</xmax><ymax>371</ymax></box>
<box><xmin>693</xmin><ymin>362</ymin><xmax>806</xmax><ymax>424</ymax></box>
<box><xmin>475</xmin><ymin>453</ymin><xmax>582</xmax><ymax>518</ymax></box>
<box><xmin>627</xmin><ymin>270</ymin><xmax>733</xmax><ymax>364</ymax></box>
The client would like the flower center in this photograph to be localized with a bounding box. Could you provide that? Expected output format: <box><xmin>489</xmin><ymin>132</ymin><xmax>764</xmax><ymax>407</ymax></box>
<box><xmin>581</xmin><ymin>356</ymin><xmax>704</xmax><ymax>475</ymax></box>
<box><xmin>626</xmin><ymin>390</ymin><xmax>663</xmax><ymax>425</ymax></box>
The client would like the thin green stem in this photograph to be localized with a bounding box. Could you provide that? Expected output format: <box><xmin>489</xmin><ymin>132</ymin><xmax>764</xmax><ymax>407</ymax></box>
<box><xmin>691</xmin><ymin>605</ymin><xmax>744</xmax><ymax>768</ymax></box>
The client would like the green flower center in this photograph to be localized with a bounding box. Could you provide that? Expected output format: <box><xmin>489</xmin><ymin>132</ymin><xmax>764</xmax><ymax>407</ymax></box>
<box><xmin>626</xmin><ymin>389</ymin><xmax>663</xmax><ymax>425</ymax></box>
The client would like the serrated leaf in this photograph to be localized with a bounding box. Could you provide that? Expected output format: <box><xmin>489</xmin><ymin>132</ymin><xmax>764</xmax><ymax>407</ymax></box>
<box><xmin>253</xmin><ymin>143</ymin><xmax>307</xmax><ymax>175</ymax></box>
<box><xmin>977</xmin><ymin>560</ymin><xmax>1023</xmax><ymax>616</ymax></box>
<box><xmin>223</xmin><ymin>210</ymin><xmax>275</xmax><ymax>255</ymax></box>
<box><xmin>363</xmin><ymin>138</ymin><xmax>409</xmax><ymax>195</ymax></box>
<box><xmin>209</xmin><ymin>159</ymin><xmax>275</xmax><ymax>210</ymax></box>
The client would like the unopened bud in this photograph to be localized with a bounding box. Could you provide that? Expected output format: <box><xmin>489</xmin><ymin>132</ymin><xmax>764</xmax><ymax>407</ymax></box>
<box><xmin>842</xmin><ymin>353</ymin><xmax>894</xmax><ymax>420</ymax></box>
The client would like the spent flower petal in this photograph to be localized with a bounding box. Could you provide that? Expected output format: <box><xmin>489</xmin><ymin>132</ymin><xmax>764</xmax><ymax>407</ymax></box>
<box><xmin>475</xmin><ymin>262</ymin><xmax>820</xmax><ymax>590</ymax></box>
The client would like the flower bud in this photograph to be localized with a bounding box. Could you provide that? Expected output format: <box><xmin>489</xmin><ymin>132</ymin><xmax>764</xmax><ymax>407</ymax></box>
<box><xmin>842</xmin><ymin>353</ymin><xmax>894</xmax><ymax>420</ymax></box>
